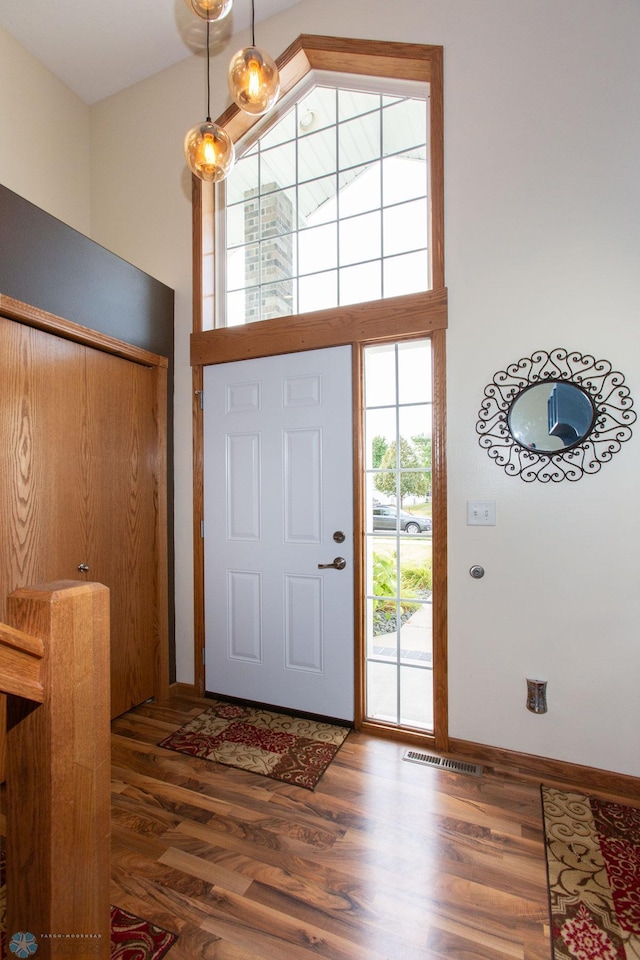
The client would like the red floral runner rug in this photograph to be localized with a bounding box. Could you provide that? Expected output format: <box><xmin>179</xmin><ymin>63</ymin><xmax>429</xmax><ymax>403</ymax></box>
<box><xmin>1</xmin><ymin>841</ymin><xmax>177</xmax><ymax>959</ymax></box>
<box><xmin>110</xmin><ymin>907</ymin><xmax>176</xmax><ymax>960</ymax></box>
<box><xmin>542</xmin><ymin>785</ymin><xmax>640</xmax><ymax>959</ymax></box>
<box><xmin>1</xmin><ymin>908</ymin><xmax>176</xmax><ymax>960</ymax></box>
<box><xmin>159</xmin><ymin>698</ymin><xmax>350</xmax><ymax>790</ymax></box>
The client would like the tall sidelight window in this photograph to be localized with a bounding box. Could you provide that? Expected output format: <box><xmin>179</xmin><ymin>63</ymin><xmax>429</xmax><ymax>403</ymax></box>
<box><xmin>364</xmin><ymin>340</ymin><xmax>434</xmax><ymax>730</ymax></box>
<box><xmin>215</xmin><ymin>77</ymin><xmax>430</xmax><ymax>327</ymax></box>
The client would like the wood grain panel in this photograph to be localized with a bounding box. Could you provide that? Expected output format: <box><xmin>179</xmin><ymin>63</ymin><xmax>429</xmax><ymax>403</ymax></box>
<box><xmin>0</xmin><ymin>317</ymin><xmax>86</xmax><ymax>613</ymax></box>
<box><xmin>301</xmin><ymin>35</ymin><xmax>439</xmax><ymax>80</ymax></box>
<box><xmin>0</xmin><ymin>320</ymin><xmax>86</xmax><ymax>772</ymax></box>
<box><xmin>191</xmin><ymin>289</ymin><xmax>448</xmax><ymax>366</ymax></box>
<box><xmin>0</xmin><ymin>621</ymin><xmax>44</xmax><ymax>702</ymax></box>
<box><xmin>429</xmin><ymin>47</ymin><xmax>445</xmax><ymax>289</ymax></box>
<box><xmin>431</xmin><ymin>327</ymin><xmax>448</xmax><ymax>750</ymax></box>
<box><xmin>84</xmin><ymin>349</ymin><xmax>159</xmax><ymax>717</ymax></box>
<box><xmin>151</xmin><ymin>364</ymin><xmax>170</xmax><ymax>706</ymax></box>
<box><xmin>6</xmin><ymin>581</ymin><xmax>111</xmax><ymax>958</ymax></box>
<box><xmin>0</xmin><ymin>293</ymin><xmax>168</xmax><ymax>368</ymax></box>
<box><xmin>0</xmin><ymin>307</ymin><xmax>169</xmax><ymax>774</ymax></box>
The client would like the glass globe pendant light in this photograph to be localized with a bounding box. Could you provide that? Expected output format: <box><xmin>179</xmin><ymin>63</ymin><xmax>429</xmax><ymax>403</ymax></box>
<box><xmin>228</xmin><ymin>0</ymin><xmax>280</xmax><ymax>116</ymax></box>
<box><xmin>184</xmin><ymin>19</ymin><xmax>235</xmax><ymax>182</ymax></box>
<box><xmin>185</xmin><ymin>0</ymin><xmax>233</xmax><ymax>21</ymax></box>
<box><xmin>184</xmin><ymin>119</ymin><xmax>235</xmax><ymax>182</ymax></box>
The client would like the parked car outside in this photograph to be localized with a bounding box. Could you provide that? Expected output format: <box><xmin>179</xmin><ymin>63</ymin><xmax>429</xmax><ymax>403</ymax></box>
<box><xmin>372</xmin><ymin>504</ymin><xmax>432</xmax><ymax>534</ymax></box>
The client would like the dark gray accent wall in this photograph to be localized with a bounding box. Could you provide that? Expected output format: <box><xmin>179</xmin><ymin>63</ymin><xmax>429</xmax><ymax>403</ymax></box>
<box><xmin>0</xmin><ymin>183</ymin><xmax>176</xmax><ymax>680</ymax></box>
<box><xmin>0</xmin><ymin>184</ymin><xmax>174</xmax><ymax>357</ymax></box>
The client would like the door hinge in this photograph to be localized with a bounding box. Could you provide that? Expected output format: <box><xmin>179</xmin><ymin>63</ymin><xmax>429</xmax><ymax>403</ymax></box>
<box><xmin>195</xmin><ymin>389</ymin><xmax>204</xmax><ymax>410</ymax></box>
<box><xmin>200</xmin><ymin>519</ymin><xmax>204</xmax><ymax>539</ymax></box>
<box><xmin>202</xmin><ymin>647</ymin><xmax>206</xmax><ymax>665</ymax></box>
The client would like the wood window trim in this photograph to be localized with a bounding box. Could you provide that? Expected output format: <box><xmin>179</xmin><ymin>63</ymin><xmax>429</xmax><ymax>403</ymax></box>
<box><xmin>0</xmin><ymin>293</ymin><xmax>168</xmax><ymax>368</ymax></box>
<box><xmin>190</xmin><ymin>36</ymin><xmax>447</xmax><ymax>750</ymax></box>
<box><xmin>216</xmin><ymin>35</ymin><xmax>442</xmax><ymax>146</ymax></box>
<box><xmin>191</xmin><ymin>289</ymin><xmax>447</xmax><ymax>366</ymax></box>
<box><xmin>191</xmin><ymin>35</ymin><xmax>444</xmax><ymax>341</ymax></box>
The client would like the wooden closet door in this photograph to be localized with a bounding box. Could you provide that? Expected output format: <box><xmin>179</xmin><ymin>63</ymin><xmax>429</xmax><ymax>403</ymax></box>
<box><xmin>0</xmin><ymin>317</ymin><xmax>87</xmax><ymax>617</ymax></box>
<box><xmin>0</xmin><ymin>319</ymin><xmax>87</xmax><ymax>777</ymax></box>
<box><xmin>1</xmin><ymin>304</ymin><xmax>167</xmax><ymax>750</ymax></box>
<box><xmin>84</xmin><ymin>348</ymin><xmax>158</xmax><ymax>718</ymax></box>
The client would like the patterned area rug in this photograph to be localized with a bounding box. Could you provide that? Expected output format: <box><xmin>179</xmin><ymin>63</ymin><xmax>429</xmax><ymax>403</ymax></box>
<box><xmin>1</xmin><ymin>840</ymin><xmax>177</xmax><ymax>959</ymax></box>
<box><xmin>542</xmin><ymin>785</ymin><xmax>640</xmax><ymax>959</ymax></box>
<box><xmin>2</xmin><ymin>909</ymin><xmax>176</xmax><ymax>960</ymax></box>
<box><xmin>111</xmin><ymin>907</ymin><xmax>177</xmax><ymax>960</ymax></box>
<box><xmin>158</xmin><ymin>698</ymin><xmax>350</xmax><ymax>790</ymax></box>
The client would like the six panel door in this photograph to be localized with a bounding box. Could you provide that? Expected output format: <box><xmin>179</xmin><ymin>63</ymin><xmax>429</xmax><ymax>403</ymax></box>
<box><xmin>203</xmin><ymin>346</ymin><xmax>354</xmax><ymax>722</ymax></box>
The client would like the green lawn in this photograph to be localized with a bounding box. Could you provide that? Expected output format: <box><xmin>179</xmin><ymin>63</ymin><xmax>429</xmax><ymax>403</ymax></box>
<box><xmin>371</xmin><ymin>535</ymin><xmax>432</xmax><ymax>566</ymax></box>
<box><xmin>404</xmin><ymin>500</ymin><xmax>432</xmax><ymax>518</ymax></box>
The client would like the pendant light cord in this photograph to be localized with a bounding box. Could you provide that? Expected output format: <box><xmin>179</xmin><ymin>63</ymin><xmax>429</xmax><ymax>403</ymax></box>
<box><xmin>251</xmin><ymin>0</ymin><xmax>255</xmax><ymax>46</ymax></box>
<box><xmin>206</xmin><ymin>18</ymin><xmax>211</xmax><ymax>122</ymax></box>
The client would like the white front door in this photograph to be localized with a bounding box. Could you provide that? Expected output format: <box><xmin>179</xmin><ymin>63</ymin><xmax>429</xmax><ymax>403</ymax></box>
<box><xmin>203</xmin><ymin>346</ymin><xmax>354</xmax><ymax>721</ymax></box>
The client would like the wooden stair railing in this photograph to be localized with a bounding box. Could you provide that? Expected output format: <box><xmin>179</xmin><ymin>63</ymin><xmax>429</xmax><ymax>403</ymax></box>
<box><xmin>1</xmin><ymin>581</ymin><xmax>111</xmax><ymax>959</ymax></box>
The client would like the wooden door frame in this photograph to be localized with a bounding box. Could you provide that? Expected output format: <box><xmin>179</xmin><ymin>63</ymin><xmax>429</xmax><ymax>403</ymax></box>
<box><xmin>189</xmin><ymin>35</ymin><xmax>448</xmax><ymax>750</ymax></box>
<box><xmin>0</xmin><ymin>293</ymin><xmax>170</xmax><ymax>708</ymax></box>
<box><xmin>191</xmin><ymin>291</ymin><xmax>448</xmax><ymax>748</ymax></box>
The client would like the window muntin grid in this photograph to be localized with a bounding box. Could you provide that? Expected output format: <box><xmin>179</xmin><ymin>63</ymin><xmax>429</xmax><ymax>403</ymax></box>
<box><xmin>220</xmin><ymin>82</ymin><xmax>430</xmax><ymax>327</ymax></box>
<box><xmin>364</xmin><ymin>340</ymin><xmax>434</xmax><ymax>731</ymax></box>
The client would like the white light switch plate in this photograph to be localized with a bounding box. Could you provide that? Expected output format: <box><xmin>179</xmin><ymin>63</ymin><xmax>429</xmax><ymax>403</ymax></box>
<box><xmin>467</xmin><ymin>500</ymin><xmax>496</xmax><ymax>525</ymax></box>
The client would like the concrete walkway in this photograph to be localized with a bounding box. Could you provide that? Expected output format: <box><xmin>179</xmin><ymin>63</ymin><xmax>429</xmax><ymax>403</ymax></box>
<box><xmin>368</xmin><ymin>601</ymin><xmax>433</xmax><ymax>728</ymax></box>
<box><xmin>372</xmin><ymin>601</ymin><xmax>432</xmax><ymax>662</ymax></box>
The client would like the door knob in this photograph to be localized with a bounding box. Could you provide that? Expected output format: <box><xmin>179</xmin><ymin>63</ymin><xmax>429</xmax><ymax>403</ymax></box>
<box><xmin>78</xmin><ymin>563</ymin><xmax>90</xmax><ymax>573</ymax></box>
<box><xmin>318</xmin><ymin>557</ymin><xmax>346</xmax><ymax>570</ymax></box>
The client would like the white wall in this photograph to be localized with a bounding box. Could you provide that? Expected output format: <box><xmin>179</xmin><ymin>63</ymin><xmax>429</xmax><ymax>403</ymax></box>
<box><xmin>89</xmin><ymin>56</ymin><xmax>202</xmax><ymax>679</ymax></box>
<box><xmin>0</xmin><ymin>26</ymin><xmax>91</xmax><ymax>235</ymax></box>
<box><xmin>4</xmin><ymin>1</ymin><xmax>640</xmax><ymax>777</ymax></box>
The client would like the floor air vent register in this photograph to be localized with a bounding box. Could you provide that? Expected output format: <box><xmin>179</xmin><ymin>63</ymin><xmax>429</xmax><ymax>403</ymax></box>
<box><xmin>403</xmin><ymin>750</ymin><xmax>483</xmax><ymax>777</ymax></box>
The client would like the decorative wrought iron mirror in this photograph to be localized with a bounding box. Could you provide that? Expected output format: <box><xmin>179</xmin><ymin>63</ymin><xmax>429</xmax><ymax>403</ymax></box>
<box><xmin>476</xmin><ymin>348</ymin><xmax>636</xmax><ymax>481</ymax></box>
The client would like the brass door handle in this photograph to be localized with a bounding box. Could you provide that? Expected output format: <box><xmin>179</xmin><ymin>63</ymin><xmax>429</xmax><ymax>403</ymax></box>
<box><xmin>318</xmin><ymin>557</ymin><xmax>346</xmax><ymax>570</ymax></box>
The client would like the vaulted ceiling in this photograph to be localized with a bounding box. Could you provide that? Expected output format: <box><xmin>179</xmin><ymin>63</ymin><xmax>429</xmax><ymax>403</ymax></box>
<box><xmin>0</xmin><ymin>0</ymin><xmax>302</xmax><ymax>104</ymax></box>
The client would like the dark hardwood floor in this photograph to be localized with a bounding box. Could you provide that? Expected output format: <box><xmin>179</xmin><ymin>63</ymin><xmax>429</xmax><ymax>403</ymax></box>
<box><xmin>110</xmin><ymin>694</ymin><xmax>553</xmax><ymax>959</ymax></box>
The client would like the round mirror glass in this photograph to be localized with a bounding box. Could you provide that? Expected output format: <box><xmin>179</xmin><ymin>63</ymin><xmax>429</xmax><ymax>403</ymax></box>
<box><xmin>508</xmin><ymin>381</ymin><xmax>595</xmax><ymax>453</ymax></box>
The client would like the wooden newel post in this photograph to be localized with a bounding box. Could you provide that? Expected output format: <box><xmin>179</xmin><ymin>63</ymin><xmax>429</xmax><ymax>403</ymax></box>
<box><xmin>5</xmin><ymin>581</ymin><xmax>111</xmax><ymax>960</ymax></box>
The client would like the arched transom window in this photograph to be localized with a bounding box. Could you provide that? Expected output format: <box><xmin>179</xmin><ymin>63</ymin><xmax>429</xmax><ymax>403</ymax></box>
<box><xmin>197</xmin><ymin>35</ymin><xmax>444</xmax><ymax>333</ymax></box>
<box><xmin>220</xmin><ymin>76</ymin><xmax>430</xmax><ymax>326</ymax></box>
